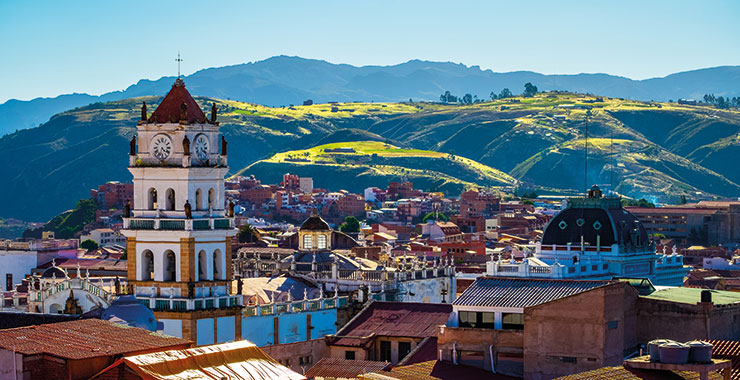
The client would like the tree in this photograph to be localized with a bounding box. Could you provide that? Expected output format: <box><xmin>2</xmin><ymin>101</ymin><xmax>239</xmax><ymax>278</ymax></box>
<box><xmin>523</xmin><ymin>82</ymin><xmax>538</xmax><ymax>97</ymax></box>
<box><xmin>339</xmin><ymin>216</ymin><xmax>361</xmax><ymax>233</ymax></box>
<box><xmin>461</xmin><ymin>93</ymin><xmax>473</xmax><ymax>105</ymax></box>
<box><xmin>80</xmin><ymin>239</ymin><xmax>99</xmax><ymax>251</ymax></box>
<box><xmin>440</xmin><ymin>91</ymin><xmax>458</xmax><ymax>103</ymax></box>
<box><xmin>489</xmin><ymin>91</ymin><xmax>498</xmax><ymax>100</ymax></box>
<box><xmin>499</xmin><ymin>88</ymin><xmax>513</xmax><ymax>99</ymax></box>
<box><xmin>422</xmin><ymin>212</ymin><xmax>448</xmax><ymax>223</ymax></box>
<box><xmin>237</xmin><ymin>223</ymin><xmax>260</xmax><ymax>243</ymax></box>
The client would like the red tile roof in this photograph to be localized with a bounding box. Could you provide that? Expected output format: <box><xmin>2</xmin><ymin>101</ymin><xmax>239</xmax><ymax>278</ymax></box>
<box><xmin>149</xmin><ymin>78</ymin><xmax>207</xmax><ymax>124</ymax></box>
<box><xmin>364</xmin><ymin>360</ymin><xmax>518</xmax><ymax>380</ymax></box>
<box><xmin>704</xmin><ymin>340</ymin><xmax>740</xmax><ymax>380</ymax></box>
<box><xmin>305</xmin><ymin>358</ymin><xmax>391</xmax><ymax>378</ymax></box>
<box><xmin>555</xmin><ymin>366</ymin><xmax>724</xmax><ymax>380</ymax></box>
<box><xmin>0</xmin><ymin>319</ymin><xmax>190</xmax><ymax>359</ymax></box>
<box><xmin>329</xmin><ymin>301</ymin><xmax>452</xmax><ymax>347</ymax></box>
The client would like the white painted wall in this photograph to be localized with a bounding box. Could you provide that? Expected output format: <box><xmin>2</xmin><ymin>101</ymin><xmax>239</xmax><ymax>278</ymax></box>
<box><xmin>160</xmin><ymin>319</ymin><xmax>183</xmax><ymax>338</ymax></box>
<box><xmin>0</xmin><ymin>250</ymin><xmax>38</xmax><ymax>291</ymax></box>
<box><xmin>197</xmin><ymin>318</ymin><xmax>215</xmax><ymax>346</ymax></box>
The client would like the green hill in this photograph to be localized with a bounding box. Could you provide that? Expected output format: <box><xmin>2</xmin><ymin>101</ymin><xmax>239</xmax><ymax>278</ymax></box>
<box><xmin>2</xmin><ymin>91</ymin><xmax>740</xmax><ymax>221</ymax></box>
<box><xmin>237</xmin><ymin>141</ymin><xmax>515</xmax><ymax>194</ymax></box>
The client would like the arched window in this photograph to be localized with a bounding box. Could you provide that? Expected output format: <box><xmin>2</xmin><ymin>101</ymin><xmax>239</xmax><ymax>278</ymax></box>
<box><xmin>208</xmin><ymin>188</ymin><xmax>215</xmax><ymax>211</ymax></box>
<box><xmin>142</xmin><ymin>250</ymin><xmax>154</xmax><ymax>281</ymax></box>
<box><xmin>148</xmin><ymin>188</ymin><xmax>157</xmax><ymax>210</ymax></box>
<box><xmin>196</xmin><ymin>189</ymin><xmax>203</xmax><ymax>210</ymax></box>
<box><xmin>164</xmin><ymin>250</ymin><xmax>176</xmax><ymax>281</ymax></box>
<box><xmin>317</xmin><ymin>234</ymin><xmax>327</xmax><ymax>250</ymax></box>
<box><xmin>166</xmin><ymin>188</ymin><xmax>175</xmax><ymax>211</ymax></box>
<box><xmin>303</xmin><ymin>235</ymin><xmax>313</xmax><ymax>250</ymax></box>
<box><xmin>198</xmin><ymin>250</ymin><xmax>208</xmax><ymax>281</ymax></box>
<box><xmin>213</xmin><ymin>249</ymin><xmax>224</xmax><ymax>280</ymax></box>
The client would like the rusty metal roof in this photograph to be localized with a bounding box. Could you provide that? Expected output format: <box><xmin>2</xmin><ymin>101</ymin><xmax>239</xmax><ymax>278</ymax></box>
<box><xmin>453</xmin><ymin>277</ymin><xmax>611</xmax><ymax>308</ymax></box>
<box><xmin>330</xmin><ymin>301</ymin><xmax>452</xmax><ymax>347</ymax></box>
<box><xmin>306</xmin><ymin>358</ymin><xmax>391</xmax><ymax>378</ymax></box>
<box><xmin>363</xmin><ymin>360</ymin><xmax>518</xmax><ymax>380</ymax></box>
<box><xmin>0</xmin><ymin>319</ymin><xmax>190</xmax><ymax>359</ymax></box>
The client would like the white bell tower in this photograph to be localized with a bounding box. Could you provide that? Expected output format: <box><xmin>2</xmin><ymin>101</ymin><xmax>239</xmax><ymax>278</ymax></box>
<box><xmin>121</xmin><ymin>78</ymin><xmax>242</xmax><ymax>345</ymax></box>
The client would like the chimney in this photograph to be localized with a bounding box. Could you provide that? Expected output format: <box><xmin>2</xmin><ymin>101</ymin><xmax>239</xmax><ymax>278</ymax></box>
<box><xmin>701</xmin><ymin>289</ymin><xmax>712</xmax><ymax>304</ymax></box>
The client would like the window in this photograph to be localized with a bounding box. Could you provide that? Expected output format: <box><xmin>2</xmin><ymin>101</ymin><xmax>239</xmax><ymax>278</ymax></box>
<box><xmin>142</xmin><ymin>250</ymin><xmax>154</xmax><ymax>281</ymax></box>
<box><xmin>607</xmin><ymin>320</ymin><xmax>619</xmax><ymax>330</ymax></box>
<box><xmin>303</xmin><ymin>235</ymin><xmax>313</xmax><ymax>250</ymax></box>
<box><xmin>165</xmin><ymin>188</ymin><xmax>175</xmax><ymax>211</ymax></box>
<box><xmin>148</xmin><ymin>188</ymin><xmax>158</xmax><ymax>210</ymax></box>
<box><xmin>380</xmin><ymin>341</ymin><xmax>391</xmax><ymax>362</ymax></box>
<box><xmin>502</xmin><ymin>313</ymin><xmax>524</xmax><ymax>330</ymax></box>
<box><xmin>345</xmin><ymin>350</ymin><xmax>355</xmax><ymax>360</ymax></box>
<box><xmin>164</xmin><ymin>250</ymin><xmax>176</xmax><ymax>281</ymax></box>
<box><xmin>560</xmin><ymin>356</ymin><xmax>577</xmax><ymax>363</ymax></box>
<box><xmin>399</xmin><ymin>341</ymin><xmax>412</xmax><ymax>361</ymax></box>
<box><xmin>5</xmin><ymin>273</ymin><xmax>12</xmax><ymax>291</ymax></box>
<box><xmin>458</xmin><ymin>311</ymin><xmax>495</xmax><ymax>329</ymax></box>
<box><xmin>317</xmin><ymin>234</ymin><xmax>327</xmax><ymax>250</ymax></box>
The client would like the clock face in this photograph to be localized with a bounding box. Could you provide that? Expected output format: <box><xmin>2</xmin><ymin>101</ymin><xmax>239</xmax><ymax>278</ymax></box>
<box><xmin>194</xmin><ymin>134</ymin><xmax>209</xmax><ymax>162</ymax></box>
<box><xmin>151</xmin><ymin>134</ymin><xmax>172</xmax><ymax>160</ymax></box>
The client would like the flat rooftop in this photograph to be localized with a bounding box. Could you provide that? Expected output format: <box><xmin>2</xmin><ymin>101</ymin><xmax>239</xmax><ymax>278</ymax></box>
<box><xmin>641</xmin><ymin>288</ymin><xmax>740</xmax><ymax>306</ymax></box>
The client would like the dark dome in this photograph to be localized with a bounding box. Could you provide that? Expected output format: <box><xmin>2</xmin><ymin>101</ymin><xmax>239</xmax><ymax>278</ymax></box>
<box><xmin>102</xmin><ymin>295</ymin><xmax>157</xmax><ymax>331</ymax></box>
<box><xmin>542</xmin><ymin>197</ymin><xmax>649</xmax><ymax>248</ymax></box>
<box><xmin>300</xmin><ymin>214</ymin><xmax>331</xmax><ymax>231</ymax></box>
<box><xmin>41</xmin><ymin>266</ymin><xmax>66</xmax><ymax>278</ymax></box>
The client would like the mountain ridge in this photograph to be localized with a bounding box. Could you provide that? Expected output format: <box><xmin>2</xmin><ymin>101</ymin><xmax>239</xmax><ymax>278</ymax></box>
<box><xmin>1</xmin><ymin>56</ymin><xmax>738</xmax><ymax>136</ymax></box>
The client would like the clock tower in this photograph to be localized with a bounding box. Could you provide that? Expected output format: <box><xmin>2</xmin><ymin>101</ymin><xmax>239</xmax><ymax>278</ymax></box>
<box><xmin>122</xmin><ymin>78</ymin><xmax>242</xmax><ymax>345</ymax></box>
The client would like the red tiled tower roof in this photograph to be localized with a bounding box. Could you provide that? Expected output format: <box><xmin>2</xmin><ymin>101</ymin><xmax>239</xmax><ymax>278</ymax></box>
<box><xmin>148</xmin><ymin>78</ymin><xmax>207</xmax><ymax>124</ymax></box>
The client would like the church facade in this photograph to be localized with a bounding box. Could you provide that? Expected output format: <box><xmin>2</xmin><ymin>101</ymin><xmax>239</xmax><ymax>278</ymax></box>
<box><xmin>121</xmin><ymin>78</ymin><xmax>241</xmax><ymax>345</ymax></box>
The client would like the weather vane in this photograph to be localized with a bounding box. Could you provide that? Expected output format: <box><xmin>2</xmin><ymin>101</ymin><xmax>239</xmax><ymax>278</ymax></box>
<box><xmin>176</xmin><ymin>52</ymin><xmax>183</xmax><ymax>78</ymax></box>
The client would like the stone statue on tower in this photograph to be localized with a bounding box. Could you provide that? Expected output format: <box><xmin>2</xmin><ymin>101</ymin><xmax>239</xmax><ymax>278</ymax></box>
<box><xmin>141</xmin><ymin>101</ymin><xmax>147</xmax><ymax>121</ymax></box>
<box><xmin>182</xmin><ymin>135</ymin><xmax>190</xmax><ymax>156</ymax></box>
<box><xmin>221</xmin><ymin>136</ymin><xmax>228</xmax><ymax>156</ymax></box>
<box><xmin>211</xmin><ymin>103</ymin><xmax>218</xmax><ymax>123</ymax></box>
<box><xmin>129</xmin><ymin>136</ymin><xmax>137</xmax><ymax>156</ymax></box>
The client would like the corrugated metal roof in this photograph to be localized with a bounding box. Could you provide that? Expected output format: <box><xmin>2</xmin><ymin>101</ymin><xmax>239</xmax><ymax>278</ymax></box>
<box><xmin>330</xmin><ymin>301</ymin><xmax>452</xmax><ymax>347</ymax></box>
<box><xmin>453</xmin><ymin>277</ymin><xmax>611</xmax><ymax>308</ymax></box>
<box><xmin>122</xmin><ymin>340</ymin><xmax>305</xmax><ymax>380</ymax></box>
<box><xmin>305</xmin><ymin>358</ymin><xmax>391</xmax><ymax>378</ymax></box>
<box><xmin>0</xmin><ymin>319</ymin><xmax>189</xmax><ymax>359</ymax></box>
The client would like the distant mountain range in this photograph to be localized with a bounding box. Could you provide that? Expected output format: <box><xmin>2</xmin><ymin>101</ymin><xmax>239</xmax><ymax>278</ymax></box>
<box><xmin>1</xmin><ymin>56</ymin><xmax>739</xmax><ymax>136</ymax></box>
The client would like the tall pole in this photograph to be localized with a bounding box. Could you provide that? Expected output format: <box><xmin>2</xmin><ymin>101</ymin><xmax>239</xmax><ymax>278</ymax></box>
<box><xmin>584</xmin><ymin>110</ymin><xmax>589</xmax><ymax>196</ymax></box>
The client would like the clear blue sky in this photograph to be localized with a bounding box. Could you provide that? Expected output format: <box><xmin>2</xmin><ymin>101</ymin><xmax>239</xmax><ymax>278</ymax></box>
<box><xmin>0</xmin><ymin>0</ymin><xmax>738</xmax><ymax>103</ymax></box>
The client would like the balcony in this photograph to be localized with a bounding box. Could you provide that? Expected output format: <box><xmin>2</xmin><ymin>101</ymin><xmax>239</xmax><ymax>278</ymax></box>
<box><xmin>124</xmin><ymin>217</ymin><xmax>234</xmax><ymax>231</ymax></box>
<box><xmin>145</xmin><ymin>295</ymin><xmax>241</xmax><ymax>311</ymax></box>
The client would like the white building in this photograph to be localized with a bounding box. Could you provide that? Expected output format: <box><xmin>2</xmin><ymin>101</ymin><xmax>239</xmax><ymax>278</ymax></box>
<box><xmin>121</xmin><ymin>78</ymin><xmax>241</xmax><ymax>345</ymax></box>
<box><xmin>486</xmin><ymin>186</ymin><xmax>690</xmax><ymax>286</ymax></box>
<box><xmin>80</xmin><ymin>228</ymin><xmax>126</xmax><ymax>247</ymax></box>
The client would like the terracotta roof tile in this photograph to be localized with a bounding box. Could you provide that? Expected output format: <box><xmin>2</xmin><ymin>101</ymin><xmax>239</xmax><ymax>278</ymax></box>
<box><xmin>365</xmin><ymin>360</ymin><xmax>517</xmax><ymax>380</ymax></box>
<box><xmin>305</xmin><ymin>358</ymin><xmax>391</xmax><ymax>378</ymax></box>
<box><xmin>0</xmin><ymin>319</ymin><xmax>189</xmax><ymax>359</ymax></box>
<box><xmin>555</xmin><ymin>366</ymin><xmax>724</xmax><ymax>380</ymax></box>
<box><xmin>330</xmin><ymin>302</ymin><xmax>451</xmax><ymax>347</ymax></box>
<box><xmin>149</xmin><ymin>78</ymin><xmax>207</xmax><ymax>124</ymax></box>
<box><xmin>453</xmin><ymin>277</ymin><xmax>611</xmax><ymax>308</ymax></box>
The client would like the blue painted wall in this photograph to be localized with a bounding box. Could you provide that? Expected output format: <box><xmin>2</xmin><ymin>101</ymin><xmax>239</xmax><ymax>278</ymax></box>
<box><xmin>241</xmin><ymin>309</ymin><xmax>337</xmax><ymax>346</ymax></box>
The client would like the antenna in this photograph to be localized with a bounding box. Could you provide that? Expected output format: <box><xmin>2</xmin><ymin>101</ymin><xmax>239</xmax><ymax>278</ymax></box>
<box><xmin>176</xmin><ymin>52</ymin><xmax>183</xmax><ymax>78</ymax></box>
<box><xmin>584</xmin><ymin>110</ymin><xmax>590</xmax><ymax>197</ymax></box>
<box><xmin>610</xmin><ymin>121</ymin><xmax>614</xmax><ymax>196</ymax></box>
